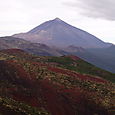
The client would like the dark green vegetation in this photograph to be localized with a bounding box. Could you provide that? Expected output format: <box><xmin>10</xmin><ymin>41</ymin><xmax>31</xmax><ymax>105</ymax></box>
<box><xmin>0</xmin><ymin>49</ymin><xmax>115</xmax><ymax>115</ymax></box>
<box><xmin>46</xmin><ymin>56</ymin><xmax>115</xmax><ymax>83</ymax></box>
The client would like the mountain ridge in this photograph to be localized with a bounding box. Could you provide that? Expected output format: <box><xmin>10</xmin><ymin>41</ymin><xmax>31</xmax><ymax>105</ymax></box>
<box><xmin>0</xmin><ymin>36</ymin><xmax>63</xmax><ymax>56</ymax></box>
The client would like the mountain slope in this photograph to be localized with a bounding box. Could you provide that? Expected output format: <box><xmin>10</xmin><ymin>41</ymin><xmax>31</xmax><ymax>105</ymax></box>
<box><xmin>87</xmin><ymin>45</ymin><xmax>115</xmax><ymax>73</ymax></box>
<box><xmin>13</xmin><ymin>18</ymin><xmax>111</xmax><ymax>48</ymax></box>
<box><xmin>0</xmin><ymin>36</ymin><xmax>63</xmax><ymax>56</ymax></box>
<box><xmin>0</xmin><ymin>49</ymin><xmax>115</xmax><ymax>115</ymax></box>
<box><xmin>64</xmin><ymin>45</ymin><xmax>115</xmax><ymax>73</ymax></box>
<box><xmin>88</xmin><ymin>45</ymin><xmax>115</xmax><ymax>58</ymax></box>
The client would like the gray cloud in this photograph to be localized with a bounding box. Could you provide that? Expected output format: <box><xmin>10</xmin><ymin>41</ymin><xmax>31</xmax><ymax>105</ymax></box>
<box><xmin>64</xmin><ymin>0</ymin><xmax>115</xmax><ymax>20</ymax></box>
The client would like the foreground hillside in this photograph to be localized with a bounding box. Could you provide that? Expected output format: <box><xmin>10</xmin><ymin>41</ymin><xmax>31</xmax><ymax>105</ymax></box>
<box><xmin>0</xmin><ymin>49</ymin><xmax>114</xmax><ymax>115</ymax></box>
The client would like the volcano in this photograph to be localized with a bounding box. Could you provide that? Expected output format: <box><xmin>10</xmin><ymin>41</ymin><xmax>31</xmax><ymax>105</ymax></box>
<box><xmin>13</xmin><ymin>18</ymin><xmax>111</xmax><ymax>48</ymax></box>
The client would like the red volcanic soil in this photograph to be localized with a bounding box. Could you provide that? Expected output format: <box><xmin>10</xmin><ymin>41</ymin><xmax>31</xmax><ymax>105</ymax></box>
<box><xmin>36</xmin><ymin>79</ymin><xmax>109</xmax><ymax>115</ymax></box>
<box><xmin>0</xmin><ymin>60</ymin><xmax>35</xmax><ymax>88</ymax></box>
<box><xmin>0</xmin><ymin>55</ymin><xmax>109</xmax><ymax>115</ymax></box>
<box><xmin>11</xmin><ymin>79</ymin><xmax>79</xmax><ymax>115</ymax></box>
<box><xmin>31</xmin><ymin>61</ymin><xmax>107</xmax><ymax>83</ymax></box>
<box><xmin>12</xmin><ymin>92</ymin><xmax>39</xmax><ymax>107</ymax></box>
<box><xmin>39</xmin><ymin>80</ymin><xmax>75</xmax><ymax>115</ymax></box>
<box><xmin>10</xmin><ymin>78</ymin><xmax>108</xmax><ymax>115</ymax></box>
<box><xmin>8</xmin><ymin>74</ymin><xmax>88</xmax><ymax>115</ymax></box>
<box><xmin>0</xmin><ymin>60</ymin><xmax>109</xmax><ymax>115</ymax></box>
<box><xmin>6</xmin><ymin>60</ymin><xmax>36</xmax><ymax>80</ymax></box>
<box><xmin>48</xmin><ymin>67</ymin><xmax>107</xmax><ymax>83</ymax></box>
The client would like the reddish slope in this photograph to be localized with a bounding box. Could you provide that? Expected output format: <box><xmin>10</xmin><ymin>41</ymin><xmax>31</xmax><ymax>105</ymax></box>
<box><xmin>0</xmin><ymin>49</ymin><xmax>114</xmax><ymax>115</ymax></box>
<box><xmin>48</xmin><ymin>67</ymin><xmax>107</xmax><ymax>83</ymax></box>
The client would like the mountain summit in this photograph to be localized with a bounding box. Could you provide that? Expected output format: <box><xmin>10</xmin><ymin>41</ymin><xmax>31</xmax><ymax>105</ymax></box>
<box><xmin>13</xmin><ymin>18</ymin><xmax>111</xmax><ymax>48</ymax></box>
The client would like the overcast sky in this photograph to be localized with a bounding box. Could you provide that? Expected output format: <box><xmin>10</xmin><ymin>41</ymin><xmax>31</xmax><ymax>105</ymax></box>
<box><xmin>0</xmin><ymin>0</ymin><xmax>115</xmax><ymax>44</ymax></box>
